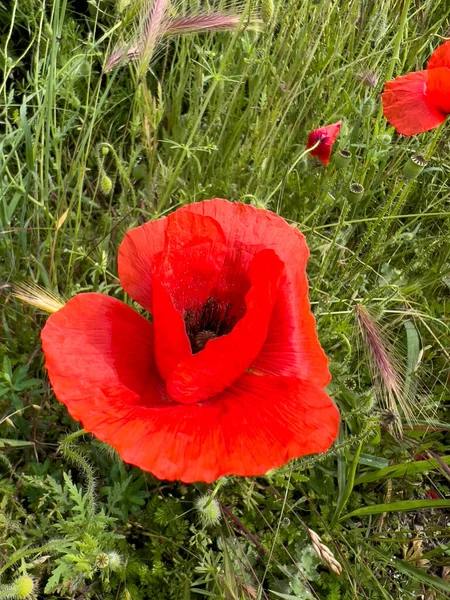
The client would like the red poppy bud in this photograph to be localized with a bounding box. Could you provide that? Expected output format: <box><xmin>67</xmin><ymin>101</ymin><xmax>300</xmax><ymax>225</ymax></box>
<box><xmin>306</xmin><ymin>121</ymin><xmax>341</xmax><ymax>165</ymax></box>
<box><xmin>41</xmin><ymin>199</ymin><xmax>339</xmax><ymax>482</ymax></box>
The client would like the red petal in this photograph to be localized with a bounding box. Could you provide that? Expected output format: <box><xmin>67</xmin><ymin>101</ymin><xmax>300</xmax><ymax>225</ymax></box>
<box><xmin>381</xmin><ymin>71</ymin><xmax>446</xmax><ymax>135</ymax></box>
<box><xmin>180</xmin><ymin>199</ymin><xmax>330</xmax><ymax>385</ymax></box>
<box><xmin>41</xmin><ymin>294</ymin><xmax>169</xmax><ymax>424</ymax></box>
<box><xmin>118</xmin><ymin>216</ymin><xmax>167</xmax><ymax>313</ymax></box>
<box><xmin>151</xmin><ymin>278</ymin><xmax>192</xmax><ymax>381</ymax></box>
<box><xmin>306</xmin><ymin>121</ymin><xmax>341</xmax><ymax>165</ymax></box>
<box><xmin>82</xmin><ymin>373</ymin><xmax>339</xmax><ymax>482</ymax></box>
<box><xmin>166</xmin><ymin>249</ymin><xmax>283</xmax><ymax>404</ymax></box>
<box><xmin>427</xmin><ymin>40</ymin><xmax>450</xmax><ymax>70</ymax></box>
<box><xmin>155</xmin><ymin>210</ymin><xmax>228</xmax><ymax>309</ymax></box>
<box><xmin>151</xmin><ymin>210</ymin><xmax>228</xmax><ymax>380</ymax></box>
<box><xmin>426</xmin><ymin>66</ymin><xmax>450</xmax><ymax>114</ymax></box>
<box><xmin>118</xmin><ymin>207</ymin><xmax>228</xmax><ymax>314</ymax></box>
<box><xmin>41</xmin><ymin>294</ymin><xmax>338</xmax><ymax>483</ymax></box>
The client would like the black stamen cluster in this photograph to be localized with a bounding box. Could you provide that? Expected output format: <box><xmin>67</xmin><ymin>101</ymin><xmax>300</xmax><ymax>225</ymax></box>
<box><xmin>184</xmin><ymin>297</ymin><xmax>235</xmax><ymax>353</ymax></box>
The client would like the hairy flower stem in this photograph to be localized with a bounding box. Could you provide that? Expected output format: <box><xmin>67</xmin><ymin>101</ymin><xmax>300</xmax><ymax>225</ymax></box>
<box><xmin>204</xmin><ymin>478</ymin><xmax>224</xmax><ymax>508</ymax></box>
<box><xmin>266</xmin><ymin>140</ymin><xmax>321</xmax><ymax>204</ymax></box>
<box><xmin>219</xmin><ymin>502</ymin><xmax>271</xmax><ymax>557</ymax></box>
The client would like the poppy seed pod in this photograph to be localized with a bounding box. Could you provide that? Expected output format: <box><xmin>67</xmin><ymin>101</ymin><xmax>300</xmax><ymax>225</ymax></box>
<box><xmin>403</xmin><ymin>154</ymin><xmax>428</xmax><ymax>179</ymax></box>
<box><xmin>41</xmin><ymin>199</ymin><xmax>339</xmax><ymax>483</ymax></box>
<box><xmin>96</xmin><ymin>553</ymin><xmax>110</xmax><ymax>569</ymax></box>
<box><xmin>348</xmin><ymin>182</ymin><xmax>364</xmax><ymax>201</ymax></box>
<box><xmin>334</xmin><ymin>149</ymin><xmax>352</xmax><ymax>169</ymax></box>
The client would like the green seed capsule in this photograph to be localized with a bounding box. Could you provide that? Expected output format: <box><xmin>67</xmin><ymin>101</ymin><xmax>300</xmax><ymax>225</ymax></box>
<box><xmin>403</xmin><ymin>154</ymin><xmax>428</xmax><ymax>180</ymax></box>
<box><xmin>335</xmin><ymin>149</ymin><xmax>352</xmax><ymax>169</ymax></box>
<box><xmin>347</xmin><ymin>182</ymin><xmax>364</xmax><ymax>201</ymax></box>
<box><xmin>96</xmin><ymin>552</ymin><xmax>109</xmax><ymax>569</ymax></box>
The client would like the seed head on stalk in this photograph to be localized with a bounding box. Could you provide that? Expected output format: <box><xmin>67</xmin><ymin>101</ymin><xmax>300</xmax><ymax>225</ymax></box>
<box><xmin>354</xmin><ymin>304</ymin><xmax>414</xmax><ymax>437</ymax></box>
<box><xmin>104</xmin><ymin>0</ymin><xmax>263</xmax><ymax>74</ymax></box>
<box><xmin>13</xmin><ymin>282</ymin><xmax>65</xmax><ymax>314</ymax></box>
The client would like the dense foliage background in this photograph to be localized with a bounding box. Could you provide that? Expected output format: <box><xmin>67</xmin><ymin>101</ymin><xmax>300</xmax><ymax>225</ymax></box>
<box><xmin>1</xmin><ymin>0</ymin><xmax>449</xmax><ymax>598</ymax></box>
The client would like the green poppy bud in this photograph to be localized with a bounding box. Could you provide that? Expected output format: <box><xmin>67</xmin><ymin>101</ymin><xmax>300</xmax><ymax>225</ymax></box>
<box><xmin>100</xmin><ymin>174</ymin><xmax>113</xmax><ymax>195</ymax></box>
<box><xmin>107</xmin><ymin>552</ymin><xmax>122</xmax><ymax>571</ymax></box>
<box><xmin>12</xmin><ymin>576</ymin><xmax>34</xmax><ymax>599</ymax></box>
<box><xmin>195</xmin><ymin>494</ymin><xmax>222</xmax><ymax>527</ymax></box>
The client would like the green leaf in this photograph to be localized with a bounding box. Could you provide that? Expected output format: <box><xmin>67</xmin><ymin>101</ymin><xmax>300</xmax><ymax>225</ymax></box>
<box><xmin>270</xmin><ymin>592</ymin><xmax>312</xmax><ymax>600</ymax></box>
<box><xmin>331</xmin><ymin>441</ymin><xmax>362</xmax><ymax>527</ymax></box>
<box><xmin>404</xmin><ymin>320</ymin><xmax>420</xmax><ymax>400</ymax></box>
<box><xmin>355</xmin><ymin>455</ymin><xmax>450</xmax><ymax>485</ymax></box>
<box><xmin>341</xmin><ymin>499</ymin><xmax>450</xmax><ymax>521</ymax></box>
<box><xmin>0</xmin><ymin>438</ymin><xmax>35</xmax><ymax>447</ymax></box>
<box><xmin>5</xmin><ymin>192</ymin><xmax>21</xmax><ymax>224</ymax></box>
<box><xmin>2</xmin><ymin>356</ymin><xmax>12</xmax><ymax>384</ymax></box>
<box><xmin>44</xmin><ymin>562</ymin><xmax>66</xmax><ymax>594</ymax></box>
<box><xmin>13</xmin><ymin>378</ymin><xmax>43</xmax><ymax>391</ymax></box>
<box><xmin>357</xmin><ymin>453</ymin><xmax>389</xmax><ymax>469</ymax></box>
<box><xmin>373</xmin><ymin>548</ymin><xmax>450</xmax><ymax>593</ymax></box>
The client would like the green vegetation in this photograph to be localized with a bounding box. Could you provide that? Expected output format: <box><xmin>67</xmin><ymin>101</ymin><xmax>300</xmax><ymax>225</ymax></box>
<box><xmin>1</xmin><ymin>0</ymin><xmax>449</xmax><ymax>598</ymax></box>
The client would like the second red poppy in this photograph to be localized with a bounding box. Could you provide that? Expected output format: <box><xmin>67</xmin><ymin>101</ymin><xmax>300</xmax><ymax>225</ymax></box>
<box><xmin>382</xmin><ymin>40</ymin><xmax>450</xmax><ymax>136</ymax></box>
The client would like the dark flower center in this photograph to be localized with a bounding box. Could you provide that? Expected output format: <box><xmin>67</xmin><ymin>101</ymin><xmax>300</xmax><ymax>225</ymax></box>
<box><xmin>195</xmin><ymin>330</ymin><xmax>217</xmax><ymax>351</ymax></box>
<box><xmin>184</xmin><ymin>297</ymin><xmax>236</xmax><ymax>353</ymax></box>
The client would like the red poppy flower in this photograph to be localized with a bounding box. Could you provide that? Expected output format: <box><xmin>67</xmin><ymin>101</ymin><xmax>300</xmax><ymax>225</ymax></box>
<box><xmin>306</xmin><ymin>121</ymin><xmax>342</xmax><ymax>165</ymax></box>
<box><xmin>41</xmin><ymin>199</ymin><xmax>339</xmax><ymax>483</ymax></box>
<box><xmin>382</xmin><ymin>41</ymin><xmax>450</xmax><ymax>135</ymax></box>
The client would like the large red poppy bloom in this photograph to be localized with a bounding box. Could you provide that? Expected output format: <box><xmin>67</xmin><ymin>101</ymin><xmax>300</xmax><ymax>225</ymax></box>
<box><xmin>306</xmin><ymin>121</ymin><xmax>342</xmax><ymax>166</ymax></box>
<box><xmin>41</xmin><ymin>199</ymin><xmax>339</xmax><ymax>483</ymax></box>
<box><xmin>382</xmin><ymin>41</ymin><xmax>450</xmax><ymax>135</ymax></box>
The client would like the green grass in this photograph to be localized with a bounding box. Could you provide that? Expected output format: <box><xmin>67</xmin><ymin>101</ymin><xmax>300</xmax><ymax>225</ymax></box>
<box><xmin>1</xmin><ymin>0</ymin><xmax>450</xmax><ymax>598</ymax></box>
